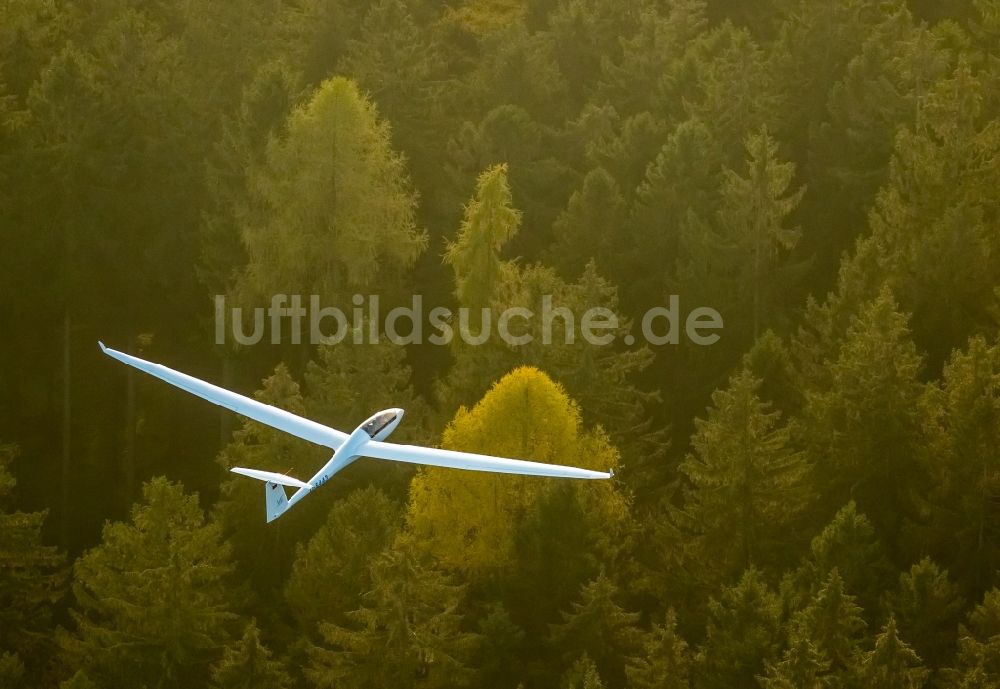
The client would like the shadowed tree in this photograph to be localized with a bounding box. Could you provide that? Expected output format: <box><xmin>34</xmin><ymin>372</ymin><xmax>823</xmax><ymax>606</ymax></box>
<box><xmin>306</xmin><ymin>536</ymin><xmax>479</xmax><ymax>689</ymax></box>
<box><xmin>695</xmin><ymin>568</ymin><xmax>783</xmax><ymax>689</ymax></box>
<box><xmin>549</xmin><ymin>572</ymin><xmax>642</xmax><ymax>689</ymax></box>
<box><xmin>791</xmin><ymin>569</ymin><xmax>866</xmax><ymax>677</ymax></box>
<box><xmin>801</xmin><ymin>288</ymin><xmax>930</xmax><ymax>541</ymax></box>
<box><xmin>942</xmin><ymin>588</ymin><xmax>1000</xmax><ymax>687</ymax></box>
<box><xmin>284</xmin><ymin>487</ymin><xmax>401</xmax><ymax>633</ymax></box>
<box><xmin>673</xmin><ymin>369</ymin><xmax>809</xmax><ymax>583</ymax></box>
<box><xmin>211</xmin><ymin>620</ymin><xmax>291</xmax><ymax>689</ymax></box>
<box><xmin>60</xmin><ymin>478</ymin><xmax>238</xmax><ymax>689</ymax></box>
<box><xmin>625</xmin><ymin>609</ymin><xmax>692</xmax><ymax>689</ymax></box>
<box><xmin>886</xmin><ymin>558</ymin><xmax>964</xmax><ymax>668</ymax></box>
<box><xmin>0</xmin><ymin>444</ymin><xmax>66</xmax><ymax>675</ymax></box>
<box><xmin>783</xmin><ymin>501</ymin><xmax>894</xmax><ymax>619</ymax></box>
<box><xmin>851</xmin><ymin>617</ymin><xmax>929</xmax><ymax>689</ymax></box>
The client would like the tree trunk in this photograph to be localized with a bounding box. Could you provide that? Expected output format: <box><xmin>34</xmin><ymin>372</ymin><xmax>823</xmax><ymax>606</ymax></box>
<box><xmin>123</xmin><ymin>335</ymin><xmax>137</xmax><ymax>509</ymax></box>
<box><xmin>60</xmin><ymin>309</ymin><xmax>72</xmax><ymax>549</ymax></box>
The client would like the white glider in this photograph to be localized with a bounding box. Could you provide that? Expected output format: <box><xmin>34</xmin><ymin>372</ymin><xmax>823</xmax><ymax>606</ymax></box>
<box><xmin>99</xmin><ymin>342</ymin><xmax>611</xmax><ymax>522</ymax></box>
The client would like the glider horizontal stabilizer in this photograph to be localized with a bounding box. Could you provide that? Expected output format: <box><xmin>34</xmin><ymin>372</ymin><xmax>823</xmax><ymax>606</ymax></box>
<box><xmin>230</xmin><ymin>467</ymin><xmax>313</xmax><ymax>490</ymax></box>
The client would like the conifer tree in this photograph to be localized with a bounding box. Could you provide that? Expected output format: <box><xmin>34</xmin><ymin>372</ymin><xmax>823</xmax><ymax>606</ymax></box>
<box><xmin>60</xmin><ymin>478</ymin><xmax>238</xmax><ymax>689</ymax></box>
<box><xmin>625</xmin><ymin>609</ymin><xmax>691</xmax><ymax>689</ymax></box>
<box><xmin>932</xmin><ymin>336</ymin><xmax>1000</xmax><ymax>590</ymax></box>
<box><xmin>285</xmin><ymin>487</ymin><xmax>401</xmax><ymax>632</ymax></box>
<box><xmin>549</xmin><ymin>572</ymin><xmax>641</xmax><ymax>689</ymax></box>
<box><xmin>758</xmin><ymin>637</ymin><xmax>832</xmax><ymax>689</ymax></box>
<box><xmin>213</xmin><ymin>365</ymin><xmax>327</xmax><ymax>592</ymax></box>
<box><xmin>942</xmin><ymin>589</ymin><xmax>1000</xmax><ymax>687</ymax></box>
<box><xmin>695</xmin><ymin>568</ymin><xmax>783</xmax><ymax>689</ymax></box>
<box><xmin>444</xmin><ymin>163</ymin><xmax>521</xmax><ymax>312</ymax></box>
<box><xmin>409</xmin><ymin>367</ymin><xmax>626</xmax><ymax>580</ymax></box>
<box><xmin>0</xmin><ymin>444</ymin><xmax>66</xmax><ymax>669</ymax></box>
<box><xmin>549</xmin><ymin>167</ymin><xmax>626</xmax><ymax>281</ymax></box>
<box><xmin>675</xmin><ymin>369</ymin><xmax>809</xmax><ymax>581</ymax></box>
<box><xmin>211</xmin><ymin>621</ymin><xmax>291</xmax><ymax>689</ymax></box>
<box><xmin>791</xmin><ymin>569</ymin><xmax>866</xmax><ymax>674</ymax></box>
<box><xmin>886</xmin><ymin>558</ymin><xmax>964</xmax><ymax>667</ymax></box>
<box><xmin>562</xmin><ymin>654</ymin><xmax>606</xmax><ymax>689</ymax></box>
<box><xmin>306</xmin><ymin>536</ymin><xmax>478</xmax><ymax>689</ymax></box>
<box><xmin>238</xmin><ymin>76</ymin><xmax>426</xmax><ymax>303</ymax></box>
<box><xmin>783</xmin><ymin>502</ymin><xmax>893</xmax><ymax>617</ymax></box>
<box><xmin>852</xmin><ymin>617</ymin><xmax>929</xmax><ymax>689</ymax></box>
<box><xmin>802</xmin><ymin>287</ymin><xmax>929</xmax><ymax>537</ymax></box>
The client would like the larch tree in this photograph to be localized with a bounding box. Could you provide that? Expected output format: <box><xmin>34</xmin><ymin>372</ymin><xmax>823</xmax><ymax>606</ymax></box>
<box><xmin>238</xmin><ymin>75</ymin><xmax>426</xmax><ymax>305</ymax></box>
<box><xmin>407</xmin><ymin>367</ymin><xmax>626</xmax><ymax>579</ymax></box>
<box><xmin>443</xmin><ymin>162</ymin><xmax>521</xmax><ymax>313</ymax></box>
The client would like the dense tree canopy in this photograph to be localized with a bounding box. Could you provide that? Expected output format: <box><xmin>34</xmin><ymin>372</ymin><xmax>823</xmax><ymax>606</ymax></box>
<box><xmin>2</xmin><ymin>0</ymin><xmax>999</xmax><ymax>686</ymax></box>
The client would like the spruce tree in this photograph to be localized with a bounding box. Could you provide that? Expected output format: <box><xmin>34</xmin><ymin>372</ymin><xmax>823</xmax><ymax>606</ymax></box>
<box><xmin>211</xmin><ymin>621</ymin><xmax>291</xmax><ymax>689</ymax></box>
<box><xmin>60</xmin><ymin>478</ymin><xmax>238</xmax><ymax>689</ymax></box>
<box><xmin>675</xmin><ymin>369</ymin><xmax>809</xmax><ymax>581</ymax></box>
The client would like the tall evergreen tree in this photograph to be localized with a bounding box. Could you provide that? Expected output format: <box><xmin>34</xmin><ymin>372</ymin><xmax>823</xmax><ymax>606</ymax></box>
<box><xmin>238</xmin><ymin>76</ymin><xmax>426</xmax><ymax>304</ymax></box>
<box><xmin>801</xmin><ymin>287</ymin><xmax>930</xmax><ymax>540</ymax></box>
<box><xmin>851</xmin><ymin>617</ymin><xmax>929</xmax><ymax>689</ymax></box>
<box><xmin>306</xmin><ymin>536</ymin><xmax>479</xmax><ymax>689</ymax></box>
<box><xmin>60</xmin><ymin>478</ymin><xmax>238</xmax><ymax>689</ymax></box>
<box><xmin>0</xmin><ymin>444</ymin><xmax>65</xmax><ymax>673</ymax></box>
<box><xmin>625</xmin><ymin>609</ymin><xmax>692</xmax><ymax>689</ymax></box>
<box><xmin>211</xmin><ymin>621</ymin><xmax>291</xmax><ymax>689</ymax></box>
<box><xmin>674</xmin><ymin>369</ymin><xmax>809</xmax><ymax>582</ymax></box>
<box><xmin>791</xmin><ymin>569</ymin><xmax>866</xmax><ymax>675</ymax></box>
<box><xmin>695</xmin><ymin>568</ymin><xmax>783</xmax><ymax>689</ymax></box>
<box><xmin>783</xmin><ymin>501</ymin><xmax>893</xmax><ymax>620</ymax></box>
<box><xmin>285</xmin><ymin>487</ymin><xmax>401</xmax><ymax>633</ymax></box>
<box><xmin>549</xmin><ymin>572</ymin><xmax>642</xmax><ymax>689</ymax></box>
<box><xmin>886</xmin><ymin>558</ymin><xmax>964</xmax><ymax>668</ymax></box>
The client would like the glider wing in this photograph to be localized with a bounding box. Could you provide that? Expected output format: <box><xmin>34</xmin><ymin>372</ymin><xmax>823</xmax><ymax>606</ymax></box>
<box><xmin>361</xmin><ymin>440</ymin><xmax>612</xmax><ymax>480</ymax></box>
<box><xmin>99</xmin><ymin>342</ymin><xmax>348</xmax><ymax>449</ymax></box>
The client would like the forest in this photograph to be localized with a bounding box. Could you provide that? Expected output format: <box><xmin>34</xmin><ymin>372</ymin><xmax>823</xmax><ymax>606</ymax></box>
<box><xmin>1</xmin><ymin>0</ymin><xmax>999</xmax><ymax>686</ymax></box>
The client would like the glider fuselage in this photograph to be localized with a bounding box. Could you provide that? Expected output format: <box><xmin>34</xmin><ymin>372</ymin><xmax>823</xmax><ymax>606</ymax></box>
<box><xmin>284</xmin><ymin>408</ymin><xmax>404</xmax><ymax>510</ymax></box>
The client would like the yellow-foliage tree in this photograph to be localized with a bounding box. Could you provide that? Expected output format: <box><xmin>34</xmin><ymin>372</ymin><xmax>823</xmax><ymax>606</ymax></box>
<box><xmin>406</xmin><ymin>366</ymin><xmax>627</xmax><ymax>577</ymax></box>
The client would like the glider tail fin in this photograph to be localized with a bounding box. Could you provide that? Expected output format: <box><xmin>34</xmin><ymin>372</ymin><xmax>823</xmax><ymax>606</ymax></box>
<box><xmin>264</xmin><ymin>482</ymin><xmax>290</xmax><ymax>523</ymax></box>
<box><xmin>230</xmin><ymin>467</ymin><xmax>312</xmax><ymax>523</ymax></box>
